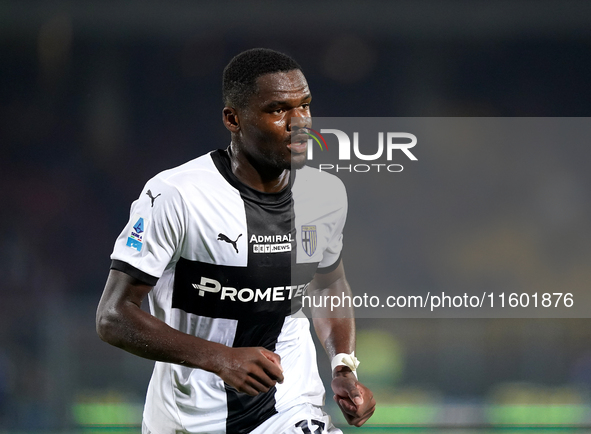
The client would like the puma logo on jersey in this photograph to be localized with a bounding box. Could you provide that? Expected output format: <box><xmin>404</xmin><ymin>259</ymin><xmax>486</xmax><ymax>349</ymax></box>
<box><xmin>217</xmin><ymin>233</ymin><xmax>242</xmax><ymax>253</ymax></box>
<box><xmin>146</xmin><ymin>189</ymin><xmax>161</xmax><ymax>207</ymax></box>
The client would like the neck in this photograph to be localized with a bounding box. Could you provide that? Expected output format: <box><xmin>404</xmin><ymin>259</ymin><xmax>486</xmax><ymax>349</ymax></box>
<box><xmin>229</xmin><ymin>143</ymin><xmax>290</xmax><ymax>193</ymax></box>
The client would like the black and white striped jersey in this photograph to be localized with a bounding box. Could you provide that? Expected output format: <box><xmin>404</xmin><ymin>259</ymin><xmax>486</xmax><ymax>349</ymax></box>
<box><xmin>110</xmin><ymin>149</ymin><xmax>347</xmax><ymax>434</ymax></box>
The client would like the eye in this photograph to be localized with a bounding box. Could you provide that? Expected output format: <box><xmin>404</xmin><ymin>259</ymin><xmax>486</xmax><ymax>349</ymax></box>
<box><xmin>272</xmin><ymin>108</ymin><xmax>285</xmax><ymax>114</ymax></box>
<box><xmin>301</xmin><ymin>103</ymin><xmax>310</xmax><ymax>110</ymax></box>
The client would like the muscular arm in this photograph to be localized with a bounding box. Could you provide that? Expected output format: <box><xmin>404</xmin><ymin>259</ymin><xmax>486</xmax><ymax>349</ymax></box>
<box><xmin>308</xmin><ymin>261</ymin><xmax>376</xmax><ymax>427</ymax></box>
<box><xmin>309</xmin><ymin>261</ymin><xmax>355</xmax><ymax>358</ymax></box>
<box><xmin>96</xmin><ymin>269</ymin><xmax>283</xmax><ymax>395</ymax></box>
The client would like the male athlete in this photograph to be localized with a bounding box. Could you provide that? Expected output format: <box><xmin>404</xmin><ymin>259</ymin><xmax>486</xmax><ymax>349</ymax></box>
<box><xmin>97</xmin><ymin>48</ymin><xmax>375</xmax><ymax>433</ymax></box>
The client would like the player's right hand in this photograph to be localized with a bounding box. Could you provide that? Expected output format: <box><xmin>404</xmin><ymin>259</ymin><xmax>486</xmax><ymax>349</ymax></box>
<box><xmin>216</xmin><ymin>347</ymin><xmax>284</xmax><ymax>396</ymax></box>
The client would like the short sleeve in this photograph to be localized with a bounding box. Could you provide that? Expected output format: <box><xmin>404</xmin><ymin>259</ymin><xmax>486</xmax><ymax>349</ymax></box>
<box><xmin>317</xmin><ymin>178</ymin><xmax>347</xmax><ymax>272</ymax></box>
<box><xmin>110</xmin><ymin>176</ymin><xmax>185</xmax><ymax>284</ymax></box>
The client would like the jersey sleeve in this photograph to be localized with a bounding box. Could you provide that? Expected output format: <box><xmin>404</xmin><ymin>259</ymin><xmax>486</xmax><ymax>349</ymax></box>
<box><xmin>110</xmin><ymin>176</ymin><xmax>186</xmax><ymax>285</ymax></box>
<box><xmin>316</xmin><ymin>178</ymin><xmax>348</xmax><ymax>273</ymax></box>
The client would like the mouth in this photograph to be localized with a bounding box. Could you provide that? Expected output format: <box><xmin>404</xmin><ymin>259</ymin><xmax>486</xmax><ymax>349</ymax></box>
<box><xmin>288</xmin><ymin>134</ymin><xmax>309</xmax><ymax>154</ymax></box>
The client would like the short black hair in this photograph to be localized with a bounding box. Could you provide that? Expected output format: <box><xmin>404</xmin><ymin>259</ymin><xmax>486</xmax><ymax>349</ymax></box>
<box><xmin>223</xmin><ymin>48</ymin><xmax>302</xmax><ymax>109</ymax></box>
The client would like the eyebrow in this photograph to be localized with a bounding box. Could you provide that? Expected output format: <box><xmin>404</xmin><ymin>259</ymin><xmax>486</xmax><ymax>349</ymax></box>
<box><xmin>266</xmin><ymin>94</ymin><xmax>312</xmax><ymax>108</ymax></box>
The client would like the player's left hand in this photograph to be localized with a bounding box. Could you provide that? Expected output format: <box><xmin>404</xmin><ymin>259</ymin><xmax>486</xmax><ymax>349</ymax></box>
<box><xmin>331</xmin><ymin>370</ymin><xmax>375</xmax><ymax>427</ymax></box>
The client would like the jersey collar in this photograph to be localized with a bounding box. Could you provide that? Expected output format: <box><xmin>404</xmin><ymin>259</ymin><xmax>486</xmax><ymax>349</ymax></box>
<box><xmin>211</xmin><ymin>148</ymin><xmax>295</xmax><ymax>204</ymax></box>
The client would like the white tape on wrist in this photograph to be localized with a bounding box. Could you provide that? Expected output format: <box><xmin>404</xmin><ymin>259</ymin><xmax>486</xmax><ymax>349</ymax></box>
<box><xmin>331</xmin><ymin>352</ymin><xmax>360</xmax><ymax>378</ymax></box>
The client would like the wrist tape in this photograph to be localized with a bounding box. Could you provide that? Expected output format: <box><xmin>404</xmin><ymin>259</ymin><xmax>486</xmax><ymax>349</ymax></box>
<box><xmin>331</xmin><ymin>352</ymin><xmax>360</xmax><ymax>379</ymax></box>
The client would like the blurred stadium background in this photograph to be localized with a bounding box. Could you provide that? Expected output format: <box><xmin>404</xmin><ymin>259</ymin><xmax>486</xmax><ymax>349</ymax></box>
<box><xmin>2</xmin><ymin>1</ymin><xmax>591</xmax><ymax>432</ymax></box>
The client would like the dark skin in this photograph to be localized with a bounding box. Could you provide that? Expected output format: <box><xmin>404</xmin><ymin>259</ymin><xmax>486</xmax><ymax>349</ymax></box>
<box><xmin>97</xmin><ymin>270</ymin><xmax>284</xmax><ymax>395</ymax></box>
<box><xmin>222</xmin><ymin>69</ymin><xmax>311</xmax><ymax>192</ymax></box>
<box><xmin>96</xmin><ymin>69</ymin><xmax>375</xmax><ymax>426</ymax></box>
<box><xmin>309</xmin><ymin>261</ymin><xmax>376</xmax><ymax>427</ymax></box>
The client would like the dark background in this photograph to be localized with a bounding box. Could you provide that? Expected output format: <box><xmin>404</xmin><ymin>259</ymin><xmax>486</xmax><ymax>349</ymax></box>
<box><xmin>1</xmin><ymin>1</ymin><xmax>591</xmax><ymax>430</ymax></box>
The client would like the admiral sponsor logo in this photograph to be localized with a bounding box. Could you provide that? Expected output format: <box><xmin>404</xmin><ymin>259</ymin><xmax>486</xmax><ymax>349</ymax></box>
<box><xmin>250</xmin><ymin>233</ymin><xmax>293</xmax><ymax>254</ymax></box>
<box><xmin>249</xmin><ymin>234</ymin><xmax>293</xmax><ymax>243</ymax></box>
<box><xmin>253</xmin><ymin>243</ymin><xmax>291</xmax><ymax>253</ymax></box>
<box><xmin>192</xmin><ymin>276</ymin><xmax>308</xmax><ymax>302</ymax></box>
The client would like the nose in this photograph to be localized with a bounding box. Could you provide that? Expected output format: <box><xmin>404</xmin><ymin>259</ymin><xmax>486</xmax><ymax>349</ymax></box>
<box><xmin>289</xmin><ymin>115</ymin><xmax>311</xmax><ymax>132</ymax></box>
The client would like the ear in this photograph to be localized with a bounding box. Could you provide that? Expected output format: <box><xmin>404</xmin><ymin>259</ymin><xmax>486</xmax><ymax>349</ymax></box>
<box><xmin>222</xmin><ymin>107</ymin><xmax>240</xmax><ymax>133</ymax></box>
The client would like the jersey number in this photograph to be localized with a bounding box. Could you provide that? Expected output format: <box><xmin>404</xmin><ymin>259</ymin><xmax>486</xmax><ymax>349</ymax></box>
<box><xmin>295</xmin><ymin>419</ymin><xmax>325</xmax><ymax>434</ymax></box>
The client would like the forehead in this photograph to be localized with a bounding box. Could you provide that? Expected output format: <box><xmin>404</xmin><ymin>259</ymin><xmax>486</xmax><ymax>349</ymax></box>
<box><xmin>253</xmin><ymin>70</ymin><xmax>310</xmax><ymax>103</ymax></box>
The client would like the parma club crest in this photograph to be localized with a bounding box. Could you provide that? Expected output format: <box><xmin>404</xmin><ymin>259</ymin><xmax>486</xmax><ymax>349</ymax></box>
<box><xmin>301</xmin><ymin>225</ymin><xmax>317</xmax><ymax>257</ymax></box>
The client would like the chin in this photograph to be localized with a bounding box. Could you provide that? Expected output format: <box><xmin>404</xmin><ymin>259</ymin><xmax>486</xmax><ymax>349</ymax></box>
<box><xmin>290</xmin><ymin>154</ymin><xmax>307</xmax><ymax>170</ymax></box>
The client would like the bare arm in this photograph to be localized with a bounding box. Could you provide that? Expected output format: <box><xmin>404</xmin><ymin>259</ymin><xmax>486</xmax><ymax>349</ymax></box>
<box><xmin>308</xmin><ymin>261</ymin><xmax>376</xmax><ymax>427</ymax></box>
<box><xmin>96</xmin><ymin>269</ymin><xmax>283</xmax><ymax>395</ymax></box>
<box><xmin>309</xmin><ymin>261</ymin><xmax>355</xmax><ymax>358</ymax></box>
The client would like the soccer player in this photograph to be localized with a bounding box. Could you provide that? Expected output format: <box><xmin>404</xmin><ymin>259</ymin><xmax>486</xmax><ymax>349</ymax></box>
<box><xmin>96</xmin><ymin>48</ymin><xmax>375</xmax><ymax>434</ymax></box>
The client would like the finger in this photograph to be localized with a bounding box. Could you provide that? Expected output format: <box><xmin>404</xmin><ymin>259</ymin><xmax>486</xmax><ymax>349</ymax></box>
<box><xmin>334</xmin><ymin>395</ymin><xmax>357</xmax><ymax>415</ymax></box>
<box><xmin>227</xmin><ymin>369</ymin><xmax>268</xmax><ymax>395</ymax></box>
<box><xmin>352</xmin><ymin>408</ymin><xmax>376</xmax><ymax>427</ymax></box>
<box><xmin>343</xmin><ymin>408</ymin><xmax>374</xmax><ymax>427</ymax></box>
<box><xmin>336</xmin><ymin>393</ymin><xmax>375</xmax><ymax>420</ymax></box>
<box><xmin>339</xmin><ymin>398</ymin><xmax>358</xmax><ymax>414</ymax></box>
<box><xmin>248</xmin><ymin>365</ymin><xmax>280</xmax><ymax>391</ymax></box>
<box><xmin>259</xmin><ymin>352</ymin><xmax>284</xmax><ymax>383</ymax></box>
<box><xmin>333</xmin><ymin>379</ymin><xmax>363</xmax><ymax>407</ymax></box>
<box><xmin>261</xmin><ymin>350</ymin><xmax>283</xmax><ymax>371</ymax></box>
<box><xmin>342</xmin><ymin>410</ymin><xmax>360</xmax><ymax>426</ymax></box>
<box><xmin>346</xmin><ymin>384</ymin><xmax>363</xmax><ymax>406</ymax></box>
<box><xmin>239</xmin><ymin>382</ymin><xmax>262</xmax><ymax>396</ymax></box>
<box><xmin>356</xmin><ymin>401</ymin><xmax>376</xmax><ymax>418</ymax></box>
<box><xmin>262</xmin><ymin>362</ymin><xmax>284</xmax><ymax>384</ymax></box>
<box><xmin>352</xmin><ymin>399</ymin><xmax>376</xmax><ymax>426</ymax></box>
<box><xmin>353</xmin><ymin>392</ymin><xmax>374</xmax><ymax>414</ymax></box>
